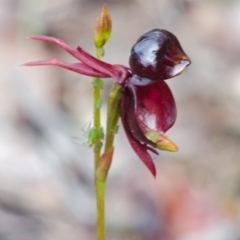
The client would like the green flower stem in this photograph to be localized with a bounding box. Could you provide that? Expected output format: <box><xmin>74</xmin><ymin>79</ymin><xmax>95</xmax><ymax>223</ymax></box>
<box><xmin>94</xmin><ymin>82</ymin><xmax>122</xmax><ymax>240</ymax></box>
<box><xmin>93</xmin><ymin>80</ymin><xmax>105</xmax><ymax>240</ymax></box>
<box><xmin>93</xmin><ymin>77</ymin><xmax>103</xmax><ymax>170</ymax></box>
<box><xmin>95</xmin><ymin>178</ymin><xmax>105</xmax><ymax>240</ymax></box>
<box><xmin>93</xmin><ymin>51</ymin><xmax>105</xmax><ymax>240</ymax></box>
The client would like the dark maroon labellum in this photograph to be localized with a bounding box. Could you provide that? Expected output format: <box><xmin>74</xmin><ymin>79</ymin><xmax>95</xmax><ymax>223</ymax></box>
<box><xmin>129</xmin><ymin>29</ymin><xmax>191</xmax><ymax>81</ymax></box>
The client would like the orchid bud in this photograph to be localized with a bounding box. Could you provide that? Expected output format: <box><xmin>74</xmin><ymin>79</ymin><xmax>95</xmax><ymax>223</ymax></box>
<box><xmin>129</xmin><ymin>29</ymin><xmax>191</xmax><ymax>81</ymax></box>
<box><xmin>94</xmin><ymin>4</ymin><xmax>112</xmax><ymax>52</ymax></box>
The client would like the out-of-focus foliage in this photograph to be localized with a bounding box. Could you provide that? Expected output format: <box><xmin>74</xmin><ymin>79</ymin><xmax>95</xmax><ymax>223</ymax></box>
<box><xmin>1</xmin><ymin>0</ymin><xmax>240</xmax><ymax>239</ymax></box>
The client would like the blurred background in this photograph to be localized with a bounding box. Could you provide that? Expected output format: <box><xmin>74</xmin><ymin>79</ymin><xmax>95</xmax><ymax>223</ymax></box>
<box><xmin>1</xmin><ymin>0</ymin><xmax>240</xmax><ymax>239</ymax></box>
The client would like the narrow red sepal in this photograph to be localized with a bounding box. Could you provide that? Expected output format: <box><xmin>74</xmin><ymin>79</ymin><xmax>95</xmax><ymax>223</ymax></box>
<box><xmin>23</xmin><ymin>59</ymin><xmax>109</xmax><ymax>78</ymax></box>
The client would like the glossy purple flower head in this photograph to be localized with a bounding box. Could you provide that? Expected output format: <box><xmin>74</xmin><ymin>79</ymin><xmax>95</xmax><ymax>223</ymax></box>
<box><xmin>129</xmin><ymin>29</ymin><xmax>190</xmax><ymax>84</ymax></box>
<box><xmin>24</xmin><ymin>29</ymin><xmax>191</xmax><ymax>177</ymax></box>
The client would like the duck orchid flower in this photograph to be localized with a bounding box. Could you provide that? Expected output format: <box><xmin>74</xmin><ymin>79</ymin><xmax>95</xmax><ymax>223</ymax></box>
<box><xmin>24</xmin><ymin>29</ymin><xmax>191</xmax><ymax>176</ymax></box>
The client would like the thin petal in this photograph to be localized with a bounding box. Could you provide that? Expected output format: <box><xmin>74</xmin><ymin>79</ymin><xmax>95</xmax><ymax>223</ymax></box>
<box><xmin>120</xmin><ymin>89</ymin><xmax>156</xmax><ymax>176</ymax></box>
<box><xmin>126</xmin><ymin>133</ymin><xmax>156</xmax><ymax>177</ymax></box>
<box><xmin>135</xmin><ymin>80</ymin><xmax>176</xmax><ymax>134</ymax></box>
<box><xmin>146</xmin><ymin>145</ymin><xmax>158</xmax><ymax>155</ymax></box>
<box><xmin>23</xmin><ymin>59</ymin><xmax>109</xmax><ymax>78</ymax></box>
<box><xmin>77</xmin><ymin>47</ymin><xmax>130</xmax><ymax>84</ymax></box>
<box><xmin>28</xmin><ymin>36</ymin><xmax>130</xmax><ymax>84</ymax></box>
<box><xmin>28</xmin><ymin>35</ymin><xmax>90</xmax><ymax>63</ymax></box>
